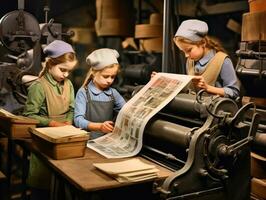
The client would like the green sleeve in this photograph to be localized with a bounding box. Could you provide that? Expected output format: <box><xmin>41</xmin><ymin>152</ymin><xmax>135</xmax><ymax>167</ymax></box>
<box><xmin>65</xmin><ymin>80</ymin><xmax>75</xmax><ymax>123</ymax></box>
<box><xmin>23</xmin><ymin>82</ymin><xmax>51</xmax><ymax>126</ymax></box>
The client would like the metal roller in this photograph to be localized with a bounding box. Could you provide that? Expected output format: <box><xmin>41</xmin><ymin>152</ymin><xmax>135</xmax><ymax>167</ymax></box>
<box><xmin>145</xmin><ymin>119</ymin><xmax>191</xmax><ymax>148</ymax></box>
<box><xmin>163</xmin><ymin>93</ymin><xmax>208</xmax><ymax>119</ymax></box>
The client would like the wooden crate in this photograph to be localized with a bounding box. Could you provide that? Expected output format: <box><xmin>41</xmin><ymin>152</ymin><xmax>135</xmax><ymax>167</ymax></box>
<box><xmin>242</xmin><ymin>11</ymin><xmax>266</xmax><ymax>42</ymax></box>
<box><xmin>0</xmin><ymin>115</ymin><xmax>38</xmax><ymax>138</ymax></box>
<box><xmin>251</xmin><ymin>152</ymin><xmax>266</xmax><ymax>179</ymax></box>
<box><xmin>251</xmin><ymin>178</ymin><xmax>266</xmax><ymax>199</ymax></box>
<box><xmin>30</xmin><ymin>129</ymin><xmax>89</xmax><ymax>160</ymax></box>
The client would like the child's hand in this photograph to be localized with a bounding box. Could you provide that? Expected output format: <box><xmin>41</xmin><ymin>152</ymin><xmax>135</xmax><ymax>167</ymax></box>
<box><xmin>192</xmin><ymin>76</ymin><xmax>208</xmax><ymax>90</ymax></box>
<box><xmin>100</xmin><ymin>121</ymin><xmax>114</xmax><ymax>133</ymax></box>
<box><xmin>64</xmin><ymin>121</ymin><xmax>72</xmax><ymax>125</ymax></box>
<box><xmin>49</xmin><ymin>120</ymin><xmax>68</xmax><ymax>127</ymax></box>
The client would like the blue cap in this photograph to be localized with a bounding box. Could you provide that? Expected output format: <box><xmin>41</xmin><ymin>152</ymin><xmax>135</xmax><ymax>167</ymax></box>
<box><xmin>86</xmin><ymin>48</ymin><xmax>119</xmax><ymax>70</ymax></box>
<box><xmin>43</xmin><ymin>40</ymin><xmax>74</xmax><ymax>58</ymax></box>
<box><xmin>174</xmin><ymin>19</ymin><xmax>208</xmax><ymax>42</ymax></box>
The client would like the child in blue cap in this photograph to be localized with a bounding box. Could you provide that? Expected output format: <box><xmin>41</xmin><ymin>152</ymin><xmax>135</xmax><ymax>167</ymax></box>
<box><xmin>23</xmin><ymin>40</ymin><xmax>77</xmax><ymax>199</ymax></box>
<box><xmin>174</xmin><ymin>19</ymin><xmax>240</xmax><ymax>99</ymax></box>
<box><xmin>74</xmin><ymin>48</ymin><xmax>126</xmax><ymax>139</ymax></box>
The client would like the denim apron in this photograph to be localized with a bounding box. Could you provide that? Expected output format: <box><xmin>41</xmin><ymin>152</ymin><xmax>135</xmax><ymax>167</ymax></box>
<box><xmin>85</xmin><ymin>88</ymin><xmax>114</xmax><ymax>139</ymax></box>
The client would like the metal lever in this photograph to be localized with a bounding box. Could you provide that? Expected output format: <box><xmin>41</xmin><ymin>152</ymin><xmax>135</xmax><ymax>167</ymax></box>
<box><xmin>226</xmin><ymin>102</ymin><xmax>255</xmax><ymax>127</ymax></box>
<box><xmin>219</xmin><ymin>106</ymin><xmax>260</xmax><ymax>157</ymax></box>
<box><xmin>47</xmin><ymin>19</ymin><xmax>74</xmax><ymax>38</ymax></box>
<box><xmin>47</xmin><ymin>19</ymin><xmax>58</xmax><ymax>38</ymax></box>
<box><xmin>6</xmin><ymin>54</ymin><xmax>18</xmax><ymax>61</ymax></box>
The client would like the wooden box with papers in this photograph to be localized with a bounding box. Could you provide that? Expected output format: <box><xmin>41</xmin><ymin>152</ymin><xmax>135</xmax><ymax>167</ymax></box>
<box><xmin>30</xmin><ymin>125</ymin><xmax>89</xmax><ymax>159</ymax></box>
<box><xmin>0</xmin><ymin>109</ymin><xmax>38</xmax><ymax>138</ymax></box>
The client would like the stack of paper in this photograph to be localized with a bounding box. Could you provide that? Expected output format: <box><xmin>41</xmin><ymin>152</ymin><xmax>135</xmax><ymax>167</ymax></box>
<box><xmin>0</xmin><ymin>108</ymin><xmax>18</xmax><ymax>118</ymax></box>
<box><xmin>93</xmin><ymin>158</ymin><xmax>159</xmax><ymax>182</ymax></box>
<box><xmin>30</xmin><ymin>125</ymin><xmax>89</xmax><ymax>143</ymax></box>
<box><xmin>0</xmin><ymin>108</ymin><xmax>30</xmax><ymax>120</ymax></box>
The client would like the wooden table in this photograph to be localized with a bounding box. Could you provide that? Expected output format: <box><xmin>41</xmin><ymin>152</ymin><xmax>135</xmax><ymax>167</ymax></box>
<box><xmin>17</xmin><ymin>140</ymin><xmax>173</xmax><ymax>200</ymax></box>
<box><xmin>0</xmin><ymin>115</ymin><xmax>37</xmax><ymax>200</ymax></box>
<box><xmin>49</xmin><ymin>149</ymin><xmax>172</xmax><ymax>192</ymax></box>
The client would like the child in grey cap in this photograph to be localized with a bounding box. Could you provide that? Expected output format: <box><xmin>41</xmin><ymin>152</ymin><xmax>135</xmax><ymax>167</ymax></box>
<box><xmin>174</xmin><ymin>19</ymin><xmax>240</xmax><ymax>99</ymax></box>
<box><xmin>74</xmin><ymin>48</ymin><xmax>126</xmax><ymax>139</ymax></box>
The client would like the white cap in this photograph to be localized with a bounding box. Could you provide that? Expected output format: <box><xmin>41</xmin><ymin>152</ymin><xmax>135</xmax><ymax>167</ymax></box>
<box><xmin>86</xmin><ymin>48</ymin><xmax>119</xmax><ymax>70</ymax></box>
<box><xmin>43</xmin><ymin>40</ymin><xmax>74</xmax><ymax>58</ymax></box>
<box><xmin>174</xmin><ymin>19</ymin><xmax>208</xmax><ymax>42</ymax></box>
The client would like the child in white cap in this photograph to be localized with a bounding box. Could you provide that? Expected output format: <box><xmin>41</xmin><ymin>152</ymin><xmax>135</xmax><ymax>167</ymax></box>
<box><xmin>174</xmin><ymin>19</ymin><xmax>239</xmax><ymax>99</ymax></box>
<box><xmin>74</xmin><ymin>48</ymin><xmax>126</xmax><ymax>139</ymax></box>
<box><xmin>23</xmin><ymin>40</ymin><xmax>77</xmax><ymax>199</ymax></box>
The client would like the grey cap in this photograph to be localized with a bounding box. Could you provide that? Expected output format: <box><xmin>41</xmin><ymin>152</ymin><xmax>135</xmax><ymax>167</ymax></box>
<box><xmin>86</xmin><ymin>48</ymin><xmax>119</xmax><ymax>70</ymax></box>
<box><xmin>43</xmin><ymin>40</ymin><xmax>74</xmax><ymax>58</ymax></box>
<box><xmin>174</xmin><ymin>19</ymin><xmax>208</xmax><ymax>42</ymax></box>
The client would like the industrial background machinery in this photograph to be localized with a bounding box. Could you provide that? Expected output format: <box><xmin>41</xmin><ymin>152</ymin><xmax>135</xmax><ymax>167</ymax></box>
<box><xmin>0</xmin><ymin>0</ymin><xmax>73</xmax><ymax>111</ymax></box>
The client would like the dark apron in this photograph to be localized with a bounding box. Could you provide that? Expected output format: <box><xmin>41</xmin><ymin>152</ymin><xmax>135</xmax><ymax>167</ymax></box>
<box><xmin>86</xmin><ymin>89</ymin><xmax>114</xmax><ymax>139</ymax></box>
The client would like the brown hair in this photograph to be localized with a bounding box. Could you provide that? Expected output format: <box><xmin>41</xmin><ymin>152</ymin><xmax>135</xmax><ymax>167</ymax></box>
<box><xmin>173</xmin><ymin>35</ymin><xmax>226</xmax><ymax>53</ymax></box>
<box><xmin>39</xmin><ymin>52</ymin><xmax>77</xmax><ymax>77</ymax></box>
<box><xmin>82</xmin><ymin>63</ymin><xmax>120</xmax><ymax>88</ymax></box>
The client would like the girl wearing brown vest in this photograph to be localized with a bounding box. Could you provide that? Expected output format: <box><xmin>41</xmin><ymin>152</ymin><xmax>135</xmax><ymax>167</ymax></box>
<box><xmin>23</xmin><ymin>40</ymin><xmax>77</xmax><ymax>200</ymax></box>
<box><xmin>174</xmin><ymin>19</ymin><xmax>240</xmax><ymax>99</ymax></box>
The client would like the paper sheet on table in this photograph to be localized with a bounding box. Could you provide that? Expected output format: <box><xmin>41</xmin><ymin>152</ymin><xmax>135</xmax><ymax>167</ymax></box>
<box><xmin>93</xmin><ymin>158</ymin><xmax>157</xmax><ymax>174</ymax></box>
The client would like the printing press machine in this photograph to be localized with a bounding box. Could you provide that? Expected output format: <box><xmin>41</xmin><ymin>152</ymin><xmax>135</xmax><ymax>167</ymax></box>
<box><xmin>141</xmin><ymin>91</ymin><xmax>260</xmax><ymax>200</ymax></box>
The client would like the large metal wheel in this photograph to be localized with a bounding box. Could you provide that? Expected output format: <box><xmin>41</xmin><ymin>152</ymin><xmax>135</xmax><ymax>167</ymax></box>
<box><xmin>0</xmin><ymin>10</ymin><xmax>41</xmax><ymax>53</ymax></box>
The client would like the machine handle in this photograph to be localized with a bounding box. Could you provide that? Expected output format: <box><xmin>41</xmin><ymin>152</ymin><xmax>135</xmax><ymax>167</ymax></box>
<box><xmin>46</xmin><ymin>19</ymin><xmax>74</xmax><ymax>39</ymax></box>
<box><xmin>219</xmin><ymin>112</ymin><xmax>260</xmax><ymax>157</ymax></box>
<box><xmin>47</xmin><ymin>19</ymin><xmax>58</xmax><ymax>38</ymax></box>
<box><xmin>226</xmin><ymin>102</ymin><xmax>255</xmax><ymax>127</ymax></box>
<box><xmin>6</xmin><ymin>54</ymin><xmax>18</xmax><ymax>61</ymax></box>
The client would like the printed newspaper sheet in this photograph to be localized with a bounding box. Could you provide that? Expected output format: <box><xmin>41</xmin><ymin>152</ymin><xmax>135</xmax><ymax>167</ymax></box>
<box><xmin>87</xmin><ymin>73</ymin><xmax>192</xmax><ymax>158</ymax></box>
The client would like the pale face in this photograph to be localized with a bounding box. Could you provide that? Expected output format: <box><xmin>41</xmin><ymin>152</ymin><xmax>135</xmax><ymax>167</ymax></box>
<box><xmin>48</xmin><ymin>61</ymin><xmax>76</xmax><ymax>82</ymax></box>
<box><xmin>93</xmin><ymin>66</ymin><xmax>118</xmax><ymax>90</ymax></box>
<box><xmin>175</xmin><ymin>41</ymin><xmax>205</xmax><ymax>61</ymax></box>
